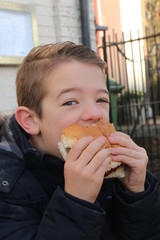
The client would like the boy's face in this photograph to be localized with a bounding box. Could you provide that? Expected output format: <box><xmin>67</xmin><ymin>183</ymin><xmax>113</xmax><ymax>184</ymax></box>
<box><xmin>35</xmin><ymin>60</ymin><xmax>110</xmax><ymax>159</ymax></box>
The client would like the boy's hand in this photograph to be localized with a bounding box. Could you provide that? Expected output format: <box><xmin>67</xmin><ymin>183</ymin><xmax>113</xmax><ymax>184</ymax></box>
<box><xmin>109</xmin><ymin>132</ymin><xmax>148</xmax><ymax>193</ymax></box>
<box><xmin>64</xmin><ymin>136</ymin><xmax>112</xmax><ymax>203</ymax></box>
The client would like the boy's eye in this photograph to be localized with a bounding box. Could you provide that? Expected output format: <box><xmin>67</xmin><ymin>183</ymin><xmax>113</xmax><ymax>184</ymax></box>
<box><xmin>97</xmin><ymin>98</ymin><xmax>109</xmax><ymax>103</ymax></box>
<box><xmin>63</xmin><ymin>100</ymin><xmax>77</xmax><ymax>106</ymax></box>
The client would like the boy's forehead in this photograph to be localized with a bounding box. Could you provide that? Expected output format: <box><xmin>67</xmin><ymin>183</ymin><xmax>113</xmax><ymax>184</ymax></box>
<box><xmin>48</xmin><ymin>59</ymin><xmax>103</xmax><ymax>77</ymax></box>
<box><xmin>45</xmin><ymin>60</ymin><xmax>107</xmax><ymax>94</ymax></box>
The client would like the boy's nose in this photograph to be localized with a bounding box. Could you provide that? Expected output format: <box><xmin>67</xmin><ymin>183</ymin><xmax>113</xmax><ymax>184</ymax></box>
<box><xmin>81</xmin><ymin>104</ymin><xmax>102</xmax><ymax>121</ymax></box>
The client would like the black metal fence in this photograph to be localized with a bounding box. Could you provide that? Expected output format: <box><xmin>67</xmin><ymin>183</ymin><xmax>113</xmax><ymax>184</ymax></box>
<box><xmin>96</xmin><ymin>26</ymin><xmax>160</xmax><ymax>181</ymax></box>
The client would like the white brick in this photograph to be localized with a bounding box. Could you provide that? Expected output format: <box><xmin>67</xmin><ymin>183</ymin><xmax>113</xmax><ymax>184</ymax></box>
<box><xmin>39</xmin><ymin>37</ymin><xmax>57</xmax><ymax>45</ymax></box>
<box><xmin>38</xmin><ymin>26</ymin><xmax>56</xmax><ymax>38</ymax></box>
<box><xmin>36</xmin><ymin>5</ymin><xmax>54</xmax><ymax>16</ymax></box>
<box><xmin>58</xmin><ymin>6</ymin><xmax>80</xmax><ymax>18</ymax></box>
<box><xmin>37</xmin><ymin>15</ymin><xmax>54</xmax><ymax>27</ymax></box>
<box><xmin>58</xmin><ymin>0</ymin><xmax>79</xmax><ymax>8</ymax></box>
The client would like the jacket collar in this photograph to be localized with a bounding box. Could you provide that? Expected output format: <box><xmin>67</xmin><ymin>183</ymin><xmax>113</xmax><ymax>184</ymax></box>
<box><xmin>0</xmin><ymin>115</ymin><xmax>64</xmax><ymax>193</ymax></box>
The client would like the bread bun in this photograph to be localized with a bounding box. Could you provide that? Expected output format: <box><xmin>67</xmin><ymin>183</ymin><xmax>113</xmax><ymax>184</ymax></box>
<box><xmin>58</xmin><ymin>120</ymin><xmax>125</xmax><ymax>179</ymax></box>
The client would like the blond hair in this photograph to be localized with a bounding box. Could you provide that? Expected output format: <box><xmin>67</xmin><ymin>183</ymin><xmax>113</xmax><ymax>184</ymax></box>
<box><xmin>16</xmin><ymin>41</ymin><xmax>106</xmax><ymax>118</ymax></box>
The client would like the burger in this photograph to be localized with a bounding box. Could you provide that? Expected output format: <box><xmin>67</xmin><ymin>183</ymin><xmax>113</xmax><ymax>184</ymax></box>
<box><xmin>58</xmin><ymin>120</ymin><xmax>125</xmax><ymax>179</ymax></box>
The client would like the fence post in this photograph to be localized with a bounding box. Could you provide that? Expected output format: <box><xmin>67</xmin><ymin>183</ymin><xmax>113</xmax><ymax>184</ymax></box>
<box><xmin>96</xmin><ymin>25</ymin><xmax>113</xmax><ymax>123</ymax></box>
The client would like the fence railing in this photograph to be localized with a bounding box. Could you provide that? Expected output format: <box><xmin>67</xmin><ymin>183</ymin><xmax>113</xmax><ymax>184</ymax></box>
<box><xmin>96</xmin><ymin>26</ymin><xmax>160</xmax><ymax>181</ymax></box>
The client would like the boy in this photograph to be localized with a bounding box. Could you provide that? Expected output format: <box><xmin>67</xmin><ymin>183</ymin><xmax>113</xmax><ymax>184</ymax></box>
<box><xmin>0</xmin><ymin>41</ymin><xmax>160</xmax><ymax>240</ymax></box>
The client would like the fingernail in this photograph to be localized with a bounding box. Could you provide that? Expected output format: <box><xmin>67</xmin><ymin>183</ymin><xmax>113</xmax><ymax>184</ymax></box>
<box><xmin>88</xmin><ymin>136</ymin><xmax>94</xmax><ymax>141</ymax></box>
<box><xmin>98</xmin><ymin>136</ymin><xmax>106</xmax><ymax>143</ymax></box>
<box><xmin>109</xmin><ymin>133</ymin><xmax>114</xmax><ymax>138</ymax></box>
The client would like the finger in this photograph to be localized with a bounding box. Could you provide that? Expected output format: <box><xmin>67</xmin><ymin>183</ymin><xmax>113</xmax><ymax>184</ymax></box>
<box><xmin>77</xmin><ymin>136</ymin><xmax>107</xmax><ymax>167</ymax></box>
<box><xmin>112</xmin><ymin>154</ymin><xmax>140</xmax><ymax>167</ymax></box>
<box><xmin>95</xmin><ymin>156</ymin><xmax>112</xmax><ymax>178</ymax></box>
<box><xmin>108</xmin><ymin>132</ymin><xmax>139</xmax><ymax>150</ymax></box>
<box><xmin>110</xmin><ymin>147</ymin><xmax>145</xmax><ymax>160</ymax></box>
<box><xmin>86</xmin><ymin>148</ymin><xmax>112</xmax><ymax>175</ymax></box>
<box><xmin>67</xmin><ymin>136</ymin><xmax>94</xmax><ymax>162</ymax></box>
<box><xmin>111</xmin><ymin>153</ymin><xmax>148</xmax><ymax>168</ymax></box>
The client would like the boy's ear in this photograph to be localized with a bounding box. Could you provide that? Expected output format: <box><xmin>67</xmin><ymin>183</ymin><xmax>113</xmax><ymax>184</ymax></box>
<box><xmin>15</xmin><ymin>106</ymin><xmax>40</xmax><ymax>135</ymax></box>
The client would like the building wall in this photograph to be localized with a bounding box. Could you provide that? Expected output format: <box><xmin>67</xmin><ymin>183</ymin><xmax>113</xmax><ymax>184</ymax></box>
<box><xmin>0</xmin><ymin>0</ymin><xmax>97</xmax><ymax>113</ymax></box>
<box><xmin>100</xmin><ymin>0</ymin><xmax>122</xmax><ymax>39</ymax></box>
<box><xmin>94</xmin><ymin>0</ymin><xmax>122</xmax><ymax>40</ymax></box>
<box><xmin>94</xmin><ymin>0</ymin><xmax>122</xmax><ymax>70</ymax></box>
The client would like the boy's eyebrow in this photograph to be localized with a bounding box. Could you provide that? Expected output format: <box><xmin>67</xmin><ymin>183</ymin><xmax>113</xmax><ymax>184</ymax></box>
<box><xmin>56</xmin><ymin>87</ymin><xmax>110</xmax><ymax>99</ymax></box>
<box><xmin>99</xmin><ymin>89</ymin><xmax>110</xmax><ymax>95</ymax></box>
<box><xmin>96</xmin><ymin>89</ymin><xmax>110</xmax><ymax>97</ymax></box>
<box><xmin>56</xmin><ymin>87</ymin><xmax>81</xmax><ymax>99</ymax></box>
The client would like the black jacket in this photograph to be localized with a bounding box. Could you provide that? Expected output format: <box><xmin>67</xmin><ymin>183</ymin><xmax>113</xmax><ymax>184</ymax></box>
<box><xmin>0</xmin><ymin>115</ymin><xmax>160</xmax><ymax>240</ymax></box>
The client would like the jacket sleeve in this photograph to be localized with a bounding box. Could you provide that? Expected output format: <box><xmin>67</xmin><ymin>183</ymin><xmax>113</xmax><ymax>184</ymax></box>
<box><xmin>0</xmin><ymin>186</ymin><xmax>106</xmax><ymax>240</ymax></box>
<box><xmin>35</xmin><ymin>187</ymin><xmax>106</xmax><ymax>240</ymax></box>
<box><xmin>112</xmin><ymin>171</ymin><xmax>160</xmax><ymax>240</ymax></box>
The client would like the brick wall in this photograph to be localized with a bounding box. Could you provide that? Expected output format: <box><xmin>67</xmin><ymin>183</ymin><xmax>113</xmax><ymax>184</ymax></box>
<box><xmin>0</xmin><ymin>0</ymin><xmax>97</xmax><ymax>113</ymax></box>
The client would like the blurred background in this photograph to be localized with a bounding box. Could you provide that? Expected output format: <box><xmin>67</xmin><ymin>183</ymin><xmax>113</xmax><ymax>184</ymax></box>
<box><xmin>0</xmin><ymin>0</ymin><xmax>160</xmax><ymax>182</ymax></box>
